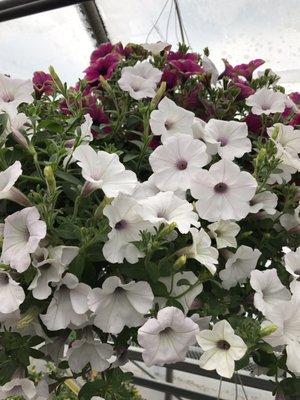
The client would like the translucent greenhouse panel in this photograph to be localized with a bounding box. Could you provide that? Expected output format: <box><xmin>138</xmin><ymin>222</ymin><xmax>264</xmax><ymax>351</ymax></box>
<box><xmin>0</xmin><ymin>6</ymin><xmax>95</xmax><ymax>84</ymax></box>
<box><xmin>96</xmin><ymin>0</ymin><xmax>300</xmax><ymax>90</ymax></box>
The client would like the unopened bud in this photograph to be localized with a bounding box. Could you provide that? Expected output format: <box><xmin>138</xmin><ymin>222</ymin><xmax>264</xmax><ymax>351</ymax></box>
<box><xmin>259</xmin><ymin>324</ymin><xmax>277</xmax><ymax>338</ymax></box>
<box><xmin>271</xmin><ymin>125</ymin><xmax>280</xmax><ymax>141</ymax></box>
<box><xmin>159</xmin><ymin>222</ymin><xmax>177</xmax><ymax>237</ymax></box>
<box><xmin>99</xmin><ymin>75</ymin><xmax>112</xmax><ymax>93</ymax></box>
<box><xmin>150</xmin><ymin>82</ymin><xmax>166</xmax><ymax>110</ymax></box>
<box><xmin>16</xmin><ymin>307</ymin><xmax>40</xmax><ymax>330</ymax></box>
<box><xmin>174</xmin><ymin>254</ymin><xmax>187</xmax><ymax>270</ymax></box>
<box><xmin>94</xmin><ymin>196</ymin><xmax>113</xmax><ymax>219</ymax></box>
<box><xmin>44</xmin><ymin>165</ymin><xmax>56</xmax><ymax>194</ymax></box>
<box><xmin>49</xmin><ymin>66</ymin><xmax>65</xmax><ymax>93</ymax></box>
<box><xmin>64</xmin><ymin>379</ymin><xmax>80</xmax><ymax>395</ymax></box>
<box><xmin>256</xmin><ymin>148</ymin><xmax>267</xmax><ymax>164</ymax></box>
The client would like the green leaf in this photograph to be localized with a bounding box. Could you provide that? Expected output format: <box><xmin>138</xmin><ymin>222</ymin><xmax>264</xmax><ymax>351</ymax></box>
<box><xmin>55</xmin><ymin>169</ymin><xmax>82</xmax><ymax>186</ymax></box>
<box><xmin>0</xmin><ymin>113</ymin><xmax>8</xmax><ymax>136</ymax></box>
<box><xmin>55</xmin><ymin>222</ymin><xmax>81</xmax><ymax>240</ymax></box>
<box><xmin>68</xmin><ymin>253</ymin><xmax>86</xmax><ymax>279</ymax></box>
<box><xmin>177</xmin><ymin>278</ymin><xmax>191</xmax><ymax>286</ymax></box>
<box><xmin>78</xmin><ymin>380</ymin><xmax>106</xmax><ymax>400</ymax></box>
<box><xmin>150</xmin><ymin>281</ymin><xmax>169</xmax><ymax>297</ymax></box>
<box><xmin>29</xmin><ymin>348</ymin><xmax>45</xmax><ymax>359</ymax></box>
<box><xmin>279</xmin><ymin>378</ymin><xmax>300</xmax><ymax>395</ymax></box>
<box><xmin>147</xmin><ymin>262</ymin><xmax>160</xmax><ymax>282</ymax></box>
<box><xmin>123</xmin><ymin>153</ymin><xmax>139</xmax><ymax>163</ymax></box>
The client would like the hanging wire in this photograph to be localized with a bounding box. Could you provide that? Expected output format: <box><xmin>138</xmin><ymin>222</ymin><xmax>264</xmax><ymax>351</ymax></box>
<box><xmin>165</xmin><ymin>0</ymin><xmax>174</xmax><ymax>42</ymax></box>
<box><xmin>237</xmin><ymin>373</ymin><xmax>249</xmax><ymax>400</ymax></box>
<box><xmin>174</xmin><ymin>2</ymin><xmax>180</xmax><ymax>43</ymax></box>
<box><xmin>181</xmin><ymin>12</ymin><xmax>192</xmax><ymax>49</ymax></box>
<box><xmin>234</xmin><ymin>373</ymin><xmax>239</xmax><ymax>400</ymax></box>
<box><xmin>145</xmin><ymin>0</ymin><xmax>170</xmax><ymax>42</ymax></box>
<box><xmin>174</xmin><ymin>0</ymin><xmax>185</xmax><ymax>43</ymax></box>
<box><xmin>217</xmin><ymin>377</ymin><xmax>223</xmax><ymax>400</ymax></box>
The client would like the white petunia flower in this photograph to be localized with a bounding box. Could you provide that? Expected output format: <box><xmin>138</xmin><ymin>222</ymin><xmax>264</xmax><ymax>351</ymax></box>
<box><xmin>0</xmin><ymin>378</ymin><xmax>36</xmax><ymax>400</ymax></box>
<box><xmin>138</xmin><ymin>191</ymin><xmax>199</xmax><ymax>234</ymax></box>
<box><xmin>29</xmin><ymin>245</ymin><xmax>79</xmax><ymax>299</ymax></box>
<box><xmin>203</xmin><ymin>119</ymin><xmax>251</xmax><ymax>160</ymax></box>
<box><xmin>67</xmin><ymin>339</ymin><xmax>113</xmax><ymax>373</ymax></box>
<box><xmin>158</xmin><ymin>271</ymin><xmax>203</xmax><ymax>313</ymax></box>
<box><xmin>267</xmin><ymin>123</ymin><xmax>300</xmax><ymax>171</ymax></box>
<box><xmin>132</xmin><ymin>176</ymin><xmax>159</xmax><ymax>200</ymax></box>
<box><xmin>88</xmin><ymin>276</ymin><xmax>154</xmax><ymax>334</ymax></box>
<box><xmin>219</xmin><ymin>245</ymin><xmax>261</xmax><ymax>289</ymax></box>
<box><xmin>150</xmin><ymin>97</ymin><xmax>194</xmax><ymax>142</ymax></box>
<box><xmin>138</xmin><ymin>306</ymin><xmax>199</xmax><ymax>366</ymax></box>
<box><xmin>118</xmin><ymin>74</ymin><xmax>158</xmax><ymax>100</ymax></box>
<box><xmin>141</xmin><ymin>41</ymin><xmax>170</xmax><ymax>55</ymax></box>
<box><xmin>249</xmin><ymin>191</ymin><xmax>278</xmax><ymax>215</ymax></box>
<box><xmin>0</xmin><ymin>271</ymin><xmax>25</xmax><ymax>314</ymax></box>
<box><xmin>0</xmin><ymin>160</ymin><xmax>29</xmax><ymax>206</ymax></box>
<box><xmin>196</xmin><ymin>319</ymin><xmax>247</xmax><ymax>378</ymax></box>
<box><xmin>208</xmin><ymin>220</ymin><xmax>240</xmax><ymax>249</ymax></box>
<box><xmin>0</xmin><ymin>103</ymin><xmax>30</xmax><ymax>146</ymax></box>
<box><xmin>118</xmin><ymin>61</ymin><xmax>162</xmax><ymax>100</ymax></box>
<box><xmin>177</xmin><ymin>228</ymin><xmax>219</xmax><ymax>275</ymax></box>
<box><xmin>40</xmin><ymin>273</ymin><xmax>91</xmax><ymax>331</ymax></box>
<box><xmin>284</xmin><ymin>247</ymin><xmax>300</xmax><ymax>279</ymax></box>
<box><xmin>250</xmin><ymin>269</ymin><xmax>291</xmax><ymax>314</ymax></box>
<box><xmin>263</xmin><ymin>297</ymin><xmax>300</xmax><ymax>346</ymax></box>
<box><xmin>102</xmin><ymin>239</ymin><xmax>144</xmax><ymax>265</ymax></box>
<box><xmin>132</xmin><ymin>174</ymin><xmax>186</xmax><ymax>200</ymax></box>
<box><xmin>246</xmin><ymin>88</ymin><xmax>287</xmax><ymax>115</ymax></box>
<box><xmin>286</xmin><ymin>341</ymin><xmax>300</xmax><ymax>376</ymax></box>
<box><xmin>202</xmin><ymin>55</ymin><xmax>219</xmax><ymax>85</ymax></box>
<box><xmin>0</xmin><ymin>74</ymin><xmax>33</xmax><ymax>107</ymax></box>
<box><xmin>1</xmin><ymin>206</ymin><xmax>47</xmax><ymax>272</ymax></box>
<box><xmin>191</xmin><ymin>159</ymin><xmax>257</xmax><ymax>222</ymax></box>
<box><xmin>63</xmin><ymin>114</ymin><xmax>93</xmax><ymax>168</ymax></box>
<box><xmin>192</xmin><ymin>117</ymin><xmax>206</xmax><ymax>140</ymax></box>
<box><xmin>149</xmin><ymin>134</ymin><xmax>209</xmax><ymax>191</ymax></box>
<box><xmin>280</xmin><ymin>203</ymin><xmax>300</xmax><ymax>233</ymax></box>
<box><xmin>268</xmin><ymin>123</ymin><xmax>300</xmax><ymax>156</ymax></box>
<box><xmin>121</xmin><ymin>61</ymin><xmax>162</xmax><ymax>84</ymax></box>
<box><xmin>33</xmin><ymin>379</ymin><xmax>50</xmax><ymax>400</ymax></box>
<box><xmin>102</xmin><ymin>194</ymin><xmax>152</xmax><ymax>264</ymax></box>
<box><xmin>267</xmin><ymin>162</ymin><xmax>296</xmax><ymax>185</ymax></box>
<box><xmin>73</xmin><ymin>144</ymin><xmax>137</xmax><ymax>197</ymax></box>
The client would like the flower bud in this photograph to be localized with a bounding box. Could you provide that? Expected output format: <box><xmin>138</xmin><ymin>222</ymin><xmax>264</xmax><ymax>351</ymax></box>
<box><xmin>49</xmin><ymin>66</ymin><xmax>65</xmax><ymax>93</ymax></box>
<box><xmin>94</xmin><ymin>196</ymin><xmax>113</xmax><ymax>219</ymax></box>
<box><xmin>150</xmin><ymin>82</ymin><xmax>166</xmax><ymax>110</ymax></box>
<box><xmin>44</xmin><ymin>165</ymin><xmax>56</xmax><ymax>194</ymax></box>
<box><xmin>159</xmin><ymin>222</ymin><xmax>177</xmax><ymax>237</ymax></box>
<box><xmin>259</xmin><ymin>324</ymin><xmax>277</xmax><ymax>338</ymax></box>
<box><xmin>174</xmin><ymin>254</ymin><xmax>187</xmax><ymax>270</ymax></box>
<box><xmin>64</xmin><ymin>379</ymin><xmax>80</xmax><ymax>395</ymax></box>
<box><xmin>99</xmin><ymin>75</ymin><xmax>112</xmax><ymax>93</ymax></box>
<box><xmin>16</xmin><ymin>307</ymin><xmax>40</xmax><ymax>330</ymax></box>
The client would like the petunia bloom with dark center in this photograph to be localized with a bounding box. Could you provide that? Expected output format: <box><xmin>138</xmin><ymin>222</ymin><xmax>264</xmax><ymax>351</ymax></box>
<box><xmin>214</xmin><ymin>182</ymin><xmax>228</xmax><ymax>194</ymax></box>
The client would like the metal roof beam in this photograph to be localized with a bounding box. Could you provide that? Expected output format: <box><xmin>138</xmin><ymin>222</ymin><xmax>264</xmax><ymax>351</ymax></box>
<box><xmin>0</xmin><ymin>0</ymin><xmax>91</xmax><ymax>22</ymax></box>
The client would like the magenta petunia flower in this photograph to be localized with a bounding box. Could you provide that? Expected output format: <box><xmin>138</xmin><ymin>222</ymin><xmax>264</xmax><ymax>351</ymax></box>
<box><xmin>33</xmin><ymin>71</ymin><xmax>54</xmax><ymax>96</ymax></box>
<box><xmin>84</xmin><ymin>53</ymin><xmax>121</xmax><ymax>83</ymax></box>
<box><xmin>90</xmin><ymin>42</ymin><xmax>124</xmax><ymax>64</ymax></box>
<box><xmin>244</xmin><ymin>113</ymin><xmax>262</xmax><ymax>134</ymax></box>
<box><xmin>229</xmin><ymin>77</ymin><xmax>255</xmax><ymax>99</ymax></box>
<box><xmin>167</xmin><ymin>51</ymin><xmax>199</xmax><ymax>63</ymax></box>
<box><xmin>161</xmin><ymin>68</ymin><xmax>178</xmax><ymax>89</ymax></box>
<box><xmin>169</xmin><ymin>59</ymin><xmax>203</xmax><ymax>77</ymax></box>
<box><xmin>222</xmin><ymin>58</ymin><xmax>265</xmax><ymax>81</ymax></box>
